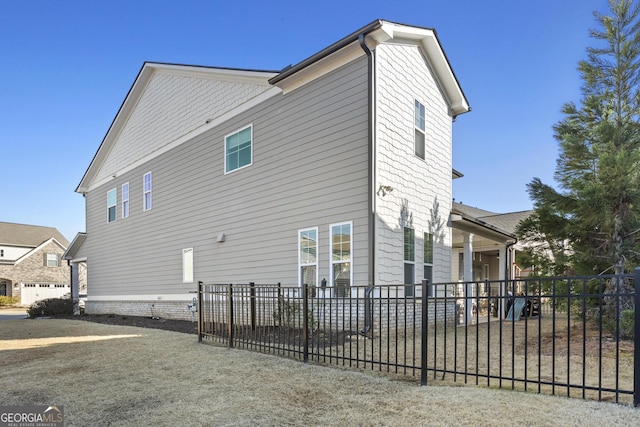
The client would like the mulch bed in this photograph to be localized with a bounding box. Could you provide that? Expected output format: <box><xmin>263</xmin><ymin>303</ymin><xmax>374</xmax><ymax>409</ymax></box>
<box><xmin>63</xmin><ymin>314</ymin><xmax>198</xmax><ymax>334</ymax></box>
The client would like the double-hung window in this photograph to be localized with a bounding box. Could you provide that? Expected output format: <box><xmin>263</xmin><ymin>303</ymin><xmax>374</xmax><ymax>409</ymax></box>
<box><xmin>46</xmin><ymin>253</ymin><xmax>59</xmax><ymax>267</ymax></box>
<box><xmin>424</xmin><ymin>232</ymin><xmax>434</xmax><ymax>297</ymax></box>
<box><xmin>299</xmin><ymin>228</ymin><xmax>318</xmax><ymax>288</ymax></box>
<box><xmin>143</xmin><ymin>172</ymin><xmax>152</xmax><ymax>211</ymax></box>
<box><xmin>404</xmin><ymin>227</ymin><xmax>415</xmax><ymax>297</ymax></box>
<box><xmin>122</xmin><ymin>182</ymin><xmax>129</xmax><ymax>218</ymax></box>
<box><xmin>225</xmin><ymin>125</ymin><xmax>252</xmax><ymax>173</ymax></box>
<box><xmin>107</xmin><ymin>188</ymin><xmax>117</xmax><ymax>223</ymax></box>
<box><xmin>331</xmin><ymin>222</ymin><xmax>352</xmax><ymax>297</ymax></box>
<box><xmin>414</xmin><ymin>100</ymin><xmax>426</xmax><ymax>159</ymax></box>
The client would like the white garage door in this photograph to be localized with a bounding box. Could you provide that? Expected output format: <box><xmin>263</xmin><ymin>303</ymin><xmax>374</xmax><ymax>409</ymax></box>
<box><xmin>21</xmin><ymin>283</ymin><xmax>70</xmax><ymax>306</ymax></box>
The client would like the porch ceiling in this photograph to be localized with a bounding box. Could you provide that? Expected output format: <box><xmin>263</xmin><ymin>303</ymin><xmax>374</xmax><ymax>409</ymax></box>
<box><xmin>451</xmin><ymin>216</ymin><xmax>515</xmax><ymax>249</ymax></box>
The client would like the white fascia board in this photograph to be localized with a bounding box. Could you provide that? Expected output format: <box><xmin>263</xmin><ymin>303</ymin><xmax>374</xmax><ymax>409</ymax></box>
<box><xmin>272</xmin><ymin>41</ymin><xmax>366</xmax><ymax>94</ymax></box>
<box><xmin>152</xmin><ymin>63</ymin><xmax>278</xmax><ymax>85</ymax></box>
<box><xmin>89</xmin><ymin>294</ymin><xmax>196</xmax><ymax>301</ymax></box>
<box><xmin>77</xmin><ymin>63</ymin><xmax>278</xmax><ymax>194</ymax></box>
<box><xmin>63</xmin><ymin>232</ymin><xmax>87</xmax><ymax>260</ymax></box>
<box><xmin>374</xmin><ymin>22</ymin><xmax>470</xmax><ymax>116</ymax></box>
<box><xmin>85</xmin><ymin>86</ymin><xmax>282</xmax><ymax>193</ymax></box>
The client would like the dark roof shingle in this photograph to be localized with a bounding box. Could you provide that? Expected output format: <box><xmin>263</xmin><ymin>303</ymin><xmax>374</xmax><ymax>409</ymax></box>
<box><xmin>0</xmin><ymin>222</ymin><xmax>69</xmax><ymax>247</ymax></box>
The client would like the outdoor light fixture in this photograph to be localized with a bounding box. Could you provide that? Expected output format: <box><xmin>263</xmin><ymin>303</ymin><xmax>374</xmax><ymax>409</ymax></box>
<box><xmin>377</xmin><ymin>185</ymin><xmax>394</xmax><ymax>196</ymax></box>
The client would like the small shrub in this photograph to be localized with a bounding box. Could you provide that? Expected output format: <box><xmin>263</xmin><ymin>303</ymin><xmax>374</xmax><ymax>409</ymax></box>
<box><xmin>603</xmin><ymin>309</ymin><xmax>635</xmax><ymax>341</ymax></box>
<box><xmin>0</xmin><ymin>296</ymin><xmax>19</xmax><ymax>306</ymax></box>
<box><xmin>27</xmin><ymin>298</ymin><xmax>73</xmax><ymax>318</ymax></box>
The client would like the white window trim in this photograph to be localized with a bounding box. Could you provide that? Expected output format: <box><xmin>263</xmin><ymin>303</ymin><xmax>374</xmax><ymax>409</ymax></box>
<box><xmin>183</xmin><ymin>248</ymin><xmax>194</xmax><ymax>283</ymax></box>
<box><xmin>298</xmin><ymin>227</ymin><xmax>318</xmax><ymax>288</ymax></box>
<box><xmin>424</xmin><ymin>232</ymin><xmax>434</xmax><ymax>297</ymax></box>
<box><xmin>330</xmin><ymin>221</ymin><xmax>353</xmax><ymax>293</ymax></box>
<box><xmin>404</xmin><ymin>226</ymin><xmax>416</xmax><ymax>289</ymax></box>
<box><xmin>46</xmin><ymin>253</ymin><xmax>59</xmax><ymax>267</ymax></box>
<box><xmin>107</xmin><ymin>188</ymin><xmax>117</xmax><ymax>223</ymax></box>
<box><xmin>414</xmin><ymin>99</ymin><xmax>426</xmax><ymax>160</ymax></box>
<box><xmin>224</xmin><ymin>124</ymin><xmax>253</xmax><ymax>175</ymax></box>
<box><xmin>122</xmin><ymin>182</ymin><xmax>129</xmax><ymax>219</ymax></box>
<box><xmin>143</xmin><ymin>172</ymin><xmax>152</xmax><ymax>212</ymax></box>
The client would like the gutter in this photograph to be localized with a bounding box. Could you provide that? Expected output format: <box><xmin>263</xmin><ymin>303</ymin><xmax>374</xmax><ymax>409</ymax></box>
<box><xmin>358</xmin><ymin>33</ymin><xmax>376</xmax><ymax>288</ymax></box>
<box><xmin>270</xmin><ymin>20</ymin><xmax>383</xmax><ymax>85</ymax></box>
<box><xmin>358</xmin><ymin>32</ymin><xmax>376</xmax><ymax>336</ymax></box>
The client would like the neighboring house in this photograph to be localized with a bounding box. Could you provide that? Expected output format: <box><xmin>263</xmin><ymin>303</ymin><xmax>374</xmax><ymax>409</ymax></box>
<box><xmin>67</xmin><ymin>19</ymin><xmax>471</xmax><ymax>320</ymax></box>
<box><xmin>0</xmin><ymin>222</ymin><xmax>72</xmax><ymax>306</ymax></box>
<box><xmin>450</xmin><ymin>201</ymin><xmax>533</xmax><ymax>292</ymax></box>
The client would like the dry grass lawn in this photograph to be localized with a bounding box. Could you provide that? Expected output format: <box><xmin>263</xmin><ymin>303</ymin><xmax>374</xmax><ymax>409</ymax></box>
<box><xmin>2</xmin><ymin>318</ymin><xmax>640</xmax><ymax>426</ymax></box>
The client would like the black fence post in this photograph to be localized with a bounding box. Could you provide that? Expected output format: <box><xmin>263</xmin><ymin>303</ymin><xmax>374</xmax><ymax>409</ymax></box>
<box><xmin>228</xmin><ymin>283</ymin><xmax>234</xmax><ymax>349</ymax></box>
<box><xmin>250</xmin><ymin>282</ymin><xmax>256</xmax><ymax>332</ymax></box>
<box><xmin>634</xmin><ymin>268</ymin><xmax>640</xmax><ymax>407</ymax></box>
<box><xmin>302</xmin><ymin>283</ymin><xmax>309</xmax><ymax>363</ymax></box>
<box><xmin>197</xmin><ymin>281</ymin><xmax>203</xmax><ymax>343</ymax></box>
<box><xmin>421</xmin><ymin>279</ymin><xmax>429</xmax><ymax>386</ymax></box>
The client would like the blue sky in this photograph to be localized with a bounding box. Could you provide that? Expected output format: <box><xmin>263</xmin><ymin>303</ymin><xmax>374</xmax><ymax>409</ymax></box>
<box><xmin>1</xmin><ymin>0</ymin><xmax>608</xmax><ymax>241</ymax></box>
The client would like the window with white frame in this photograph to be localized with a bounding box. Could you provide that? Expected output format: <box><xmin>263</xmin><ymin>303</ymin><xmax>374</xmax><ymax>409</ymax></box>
<box><xmin>183</xmin><ymin>248</ymin><xmax>194</xmax><ymax>283</ymax></box>
<box><xmin>424</xmin><ymin>232</ymin><xmax>434</xmax><ymax>297</ymax></box>
<box><xmin>46</xmin><ymin>253</ymin><xmax>59</xmax><ymax>267</ymax></box>
<box><xmin>225</xmin><ymin>125</ymin><xmax>252</xmax><ymax>173</ymax></box>
<box><xmin>404</xmin><ymin>227</ymin><xmax>415</xmax><ymax>296</ymax></box>
<box><xmin>298</xmin><ymin>228</ymin><xmax>318</xmax><ymax>287</ymax></box>
<box><xmin>414</xmin><ymin>100</ymin><xmax>426</xmax><ymax>159</ymax></box>
<box><xmin>107</xmin><ymin>188</ymin><xmax>117</xmax><ymax>223</ymax></box>
<box><xmin>122</xmin><ymin>182</ymin><xmax>129</xmax><ymax>218</ymax></box>
<box><xmin>331</xmin><ymin>222</ymin><xmax>352</xmax><ymax>297</ymax></box>
<box><xmin>143</xmin><ymin>172</ymin><xmax>152</xmax><ymax>211</ymax></box>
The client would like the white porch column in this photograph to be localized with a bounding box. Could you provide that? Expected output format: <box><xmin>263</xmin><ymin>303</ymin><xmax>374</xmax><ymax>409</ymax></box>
<box><xmin>463</xmin><ymin>232</ymin><xmax>473</xmax><ymax>325</ymax></box>
<box><xmin>498</xmin><ymin>246</ymin><xmax>507</xmax><ymax>319</ymax></box>
<box><xmin>71</xmin><ymin>261</ymin><xmax>80</xmax><ymax>315</ymax></box>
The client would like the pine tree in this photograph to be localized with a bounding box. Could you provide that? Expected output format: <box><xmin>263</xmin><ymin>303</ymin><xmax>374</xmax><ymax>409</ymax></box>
<box><xmin>518</xmin><ymin>0</ymin><xmax>640</xmax><ymax>318</ymax></box>
<box><xmin>520</xmin><ymin>0</ymin><xmax>640</xmax><ymax>272</ymax></box>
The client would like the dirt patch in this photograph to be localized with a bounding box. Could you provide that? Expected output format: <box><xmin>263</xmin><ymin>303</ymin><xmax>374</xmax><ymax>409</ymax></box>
<box><xmin>522</xmin><ymin>319</ymin><xmax>634</xmax><ymax>358</ymax></box>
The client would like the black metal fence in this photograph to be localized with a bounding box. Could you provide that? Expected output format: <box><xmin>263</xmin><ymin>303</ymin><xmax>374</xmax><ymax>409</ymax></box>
<box><xmin>197</xmin><ymin>270</ymin><xmax>640</xmax><ymax>406</ymax></box>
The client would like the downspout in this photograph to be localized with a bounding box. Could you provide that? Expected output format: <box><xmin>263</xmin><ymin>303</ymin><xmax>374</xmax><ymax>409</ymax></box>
<box><xmin>358</xmin><ymin>32</ymin><xmax>375</xmax><ymax>288</ymax></box>
<box><xmin>359</xmin><ymin>33</ymin><xmax>375</xmax><ymax>336</ymax></box>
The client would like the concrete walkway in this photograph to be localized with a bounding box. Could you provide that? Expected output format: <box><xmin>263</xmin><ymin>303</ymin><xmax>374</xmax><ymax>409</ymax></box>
<box><xmin>0</xmin><ymin>308</ymin><xmax>28</xmax><ymax>321</ymax></box>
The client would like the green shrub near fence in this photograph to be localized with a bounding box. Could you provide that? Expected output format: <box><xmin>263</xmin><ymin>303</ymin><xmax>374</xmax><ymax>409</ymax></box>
<box><xmin>27</xmin><ymin>298</ymin><xmax>73</xmax><ymax>318</ymax></box>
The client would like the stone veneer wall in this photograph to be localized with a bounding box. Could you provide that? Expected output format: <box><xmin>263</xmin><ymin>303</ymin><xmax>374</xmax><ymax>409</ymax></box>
<box><xmin>86</xmin><ymin>300</ymin><xmax>197</xmax><ymax>321</ymax></box>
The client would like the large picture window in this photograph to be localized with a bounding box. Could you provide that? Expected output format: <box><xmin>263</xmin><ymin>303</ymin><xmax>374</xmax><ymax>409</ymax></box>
<box><xmin>331</xmin><ymin>222</ymin><xmax>352</xmax><ymax>297</ymax></box>
<box><xmin>107</xmin><ymin>188</ymin><xmax>117</xmax><ymax>223</ymax></box>
<box><xmin>143</xmin><ymin>172</ymin><xmax>152</xmax><ymax>211</ymax></box>
<box><xmin>225</xmin><ymin>125</ymin><xmax>252</xmax><ymax>173</ymax></box>
<box><xmin>404</xmin><ymin>227</ymin><xmax>415</xmax><ymax>296</ymax></box>
<box><xmin>414</xmin><ymin>100</ymin><xmax>426</xmax><ymax>159</ymax></box>
<box><xmin>299</xmin><ymin>228</ymin><xmax>318</xmax><ymax>288</ymax></box>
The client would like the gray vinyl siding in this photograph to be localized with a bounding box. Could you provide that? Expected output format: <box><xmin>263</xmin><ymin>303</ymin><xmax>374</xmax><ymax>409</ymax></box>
<box><xmin>84</xmin><ymin>56</ymin><xmax>369</xmax><ymax>297</ymax></box>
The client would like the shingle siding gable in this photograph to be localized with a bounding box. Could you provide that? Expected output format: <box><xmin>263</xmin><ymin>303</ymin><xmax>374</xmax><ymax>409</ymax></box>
<box><xmin>375</xmin><ymin>43</ymin><xmax>453</xmax><ymax>285</ymax></box>
<box><xmin>94</xmin><ymin>72</ymin><xmax>273</xmax><ymax>183</ymax></box>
